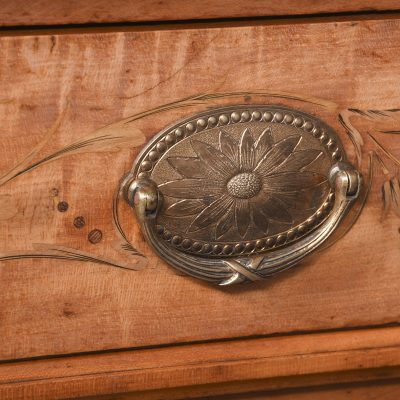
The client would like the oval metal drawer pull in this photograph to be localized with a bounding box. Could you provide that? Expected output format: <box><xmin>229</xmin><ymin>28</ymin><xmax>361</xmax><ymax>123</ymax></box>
<box><xmin>123</xmin><ymin>106</ymin><xmax>361</xmax><ymax>285</ymax></box>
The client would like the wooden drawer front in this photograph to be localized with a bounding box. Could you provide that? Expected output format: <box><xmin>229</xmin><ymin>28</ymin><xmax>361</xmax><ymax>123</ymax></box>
<box><xmin>1</xmin><ymin>16</ymin><xmax>400</xmax><ymax>362</ymax></box>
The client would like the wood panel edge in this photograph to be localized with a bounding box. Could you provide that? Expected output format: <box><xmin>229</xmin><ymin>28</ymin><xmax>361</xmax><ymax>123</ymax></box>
<box><xmin>80</xmin><ymin>373</ymin><xmax>400</xmax><ymax>400</ymax></box>
<box><xmin>1</xmin><ymin>326</ymin><xmax>400</xmax><ymax>399</ymax></box>
<box><xmin>2</xmin><ymin>12</ymin><xmax>400</xmax><ymax>39</ymax></box>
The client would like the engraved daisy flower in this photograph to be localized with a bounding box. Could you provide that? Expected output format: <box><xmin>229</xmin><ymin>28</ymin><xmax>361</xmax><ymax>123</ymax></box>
<box><xmin>160</xmin><ymin>128</ymin><xmax>326</xmax><ymax>238</ymax></box>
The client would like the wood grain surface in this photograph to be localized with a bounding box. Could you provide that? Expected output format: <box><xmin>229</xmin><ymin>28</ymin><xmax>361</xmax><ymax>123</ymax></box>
<box><xmin>0</xmin><ymin>16</ymin><xmax>400</xmax><ymax>361</ymax></box>
<box><xmin>84</xmin><ymin>375</ymin><xmax>400</xmax><ymax>400</ymax></box>
<box><xmin>91</xmin><ymin>381</ymin><xmax>400</xmax><ymax>400</ymax></box>
<box><xmin>1</xmin><ymin>0</ymin><xmax>400</xmax><ymax>27</ymax></box>
<box><xmin>1</xmin><ymin>327</ymin><xmax>399</xmax><ymax>400</ymax></box>
<box><xmin>198</xmin><ymin>381</ymin><xmax>400</xmax><ymax>400</ymax></box>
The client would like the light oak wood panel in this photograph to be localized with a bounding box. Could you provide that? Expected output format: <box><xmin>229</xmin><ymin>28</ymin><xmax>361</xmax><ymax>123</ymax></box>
<box><xmin>85</xmin><ymin>380</ymin><xmax>399</xmax><ymax>400</ymax></box>
<box><xmin>1</xmin><ymin>17</ymin><xmax>400</xmax><ymax>361</ymax></box>
<box><xmin>96</xmin><ymin>381</ymin><xmax>400</xmax><ymax>400</ymax></box>
<box><xmin>1</xmin><ymin>1</ymin><xmax>400</xmax><ymax>27</ymax></box>
<box><xmin>1</xmin><ymin>327</ymin><xmax>400</xmax><ymax>400</ymax></box>
<box><xmin>198</xmin><ymin>381</ymin><xmax>400</xmax><ymax>400</ymax></box>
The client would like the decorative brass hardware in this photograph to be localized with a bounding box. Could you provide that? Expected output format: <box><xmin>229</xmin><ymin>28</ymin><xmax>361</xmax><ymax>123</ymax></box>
<box><xmin>123</xmin><ymin>106</ymin><xmax>361</xmax><ymax>285</ymax></box>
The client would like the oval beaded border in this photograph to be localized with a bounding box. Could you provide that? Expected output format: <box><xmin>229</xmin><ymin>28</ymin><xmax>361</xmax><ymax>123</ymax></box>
<box><xmin>156</xmin><ymin>193</ymin><xmax>335</xmax><ymax>257</ymax></box>
<box><xmin>134</xmin><ymin>106</ymin><xmax>343</xmax><ymax>257</ymax></box>
<box><xmin>137</xmin><ymin>107</ymin><xmax>342</xmax><ymax>177</ymax></box>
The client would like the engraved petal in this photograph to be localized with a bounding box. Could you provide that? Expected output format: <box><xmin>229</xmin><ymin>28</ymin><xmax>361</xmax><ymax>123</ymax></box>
<box><xmin>191</xmin><ymin>139</ymin><xmax>236</xmax><ymax>178</ymax></box>
<box><xmin>165</xmin><ymin>199</ymin><xmax>206</xmax><ymax>216</ymax></box>
<box><xmin>189</xmin><ymin>194</ymin><xmax>234</xmax><ymax>232</ymax></box>
<box><xmin>274</xmin><ymin>149</ymin><xmax>322</xmax><ymax>173</ymax></box>
<box><xmin>277</xmin><ymin>184</ymin><xmax>328</xmax><ymax>210</ymax></box>
<box><xmin>159</xmin><ymin>179</ymin><xmax>223</xmax><ymax>199</ymax></box>
<box><xmin>255</xmin><ymin>127</ymin><xmax>274</xmax><ymax>163</ymax></box>
<box><xmin>251</xmin><ymin>203</ymin><xmax>269</xmax><ymax>234</ymax></box>
<box><xmin>239</xmin><ymin>128</ymin><xmax>255</xmax><ymax>171</ymax></box>
<box><xmin>219</xmin><ymin>130</ymin><xmax>238</xmax><ymax>165</ymax></box>
<box><xmin>235</xmin><ymin>199</ymin><xmax>251</xmax><ymax>238</ymax></box>
<box><xmin>168</xmin><ymin>157</ymin><xmax>209</xmax><ymax>179</ymax></box>
<box><xmin>253</xmin><ymin>195</ymin><xmax>293</xmax><ymax>223</ymax></box>
<box><xmin>264</xmin><ymin>172</ymin><xmax>327</xmax><ymax>193</ymax></box>
<box><xmin>255</xmin><ymin>135</ymin><xmax>301</xmax><ymax>175</ymax></box>
<box><xmin>215</xmin><ymin>204</ymin><xmax>235</xmax><ymax>239</ymax></box>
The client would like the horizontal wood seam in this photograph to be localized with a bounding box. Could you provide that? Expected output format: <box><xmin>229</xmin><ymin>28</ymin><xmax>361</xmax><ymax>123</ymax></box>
<box><xmin>1</xmin><ymin>321</ymin><xmax>398</xmax><ymax>365</ymax></box>
<box><xmin>2</xmin><ymin>327</ymin><xmax>400</xmax><ymax>383</ymax></box>
<box><xmin>1</xmin><ymin>328</ymin><xmax>400</xmax><ymax>399</ymax></box>
<box><xmin>3</xmin><ymin>345</ymin><xmax>400</xmax><ymax>385</ymax></box>
<box><xmin>1</xmin><ymin>10</ymin><xmax>400</xmax><ymax>36</ymax></box>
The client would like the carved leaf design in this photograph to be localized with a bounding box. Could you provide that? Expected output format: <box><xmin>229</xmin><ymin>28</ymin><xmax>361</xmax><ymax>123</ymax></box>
<box><xmin>381</xmin><ymin>176</ymin><xmax>400</xmax><ymax>221</ymax></box>
<box><xmin>382</xmin><ymin>179</ymin><xmax>392</xmax><ymax>221</ymax></box>
<box><xmin>391</xmin><ymin>177</ymin><xmax>400</xmax><ymax>218</ymax></box>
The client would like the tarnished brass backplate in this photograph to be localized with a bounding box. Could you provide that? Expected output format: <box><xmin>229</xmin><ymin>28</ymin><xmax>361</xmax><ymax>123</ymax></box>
<box><xmin>125</xmin><ymin>105</ymin><xmax>359</xmax><ymax>285</ymax></box>
<box><xmin>134</xmin><ymin>106</ymin><xmax>342</xmax><ymax>256</ymax></box>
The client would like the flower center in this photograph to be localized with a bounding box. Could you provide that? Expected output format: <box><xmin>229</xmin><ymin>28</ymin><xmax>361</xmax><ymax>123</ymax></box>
<box><xmin>227</xmin><ymin>172</ymin><xmax>262</xmax><ymax>199</ymax></box>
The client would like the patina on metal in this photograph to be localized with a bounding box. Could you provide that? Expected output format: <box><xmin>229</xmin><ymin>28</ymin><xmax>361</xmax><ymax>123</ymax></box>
<box><xmin>123</xmin><ymin>106</ymin><xmax>361</xmax><ymax>285</ymax></box>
